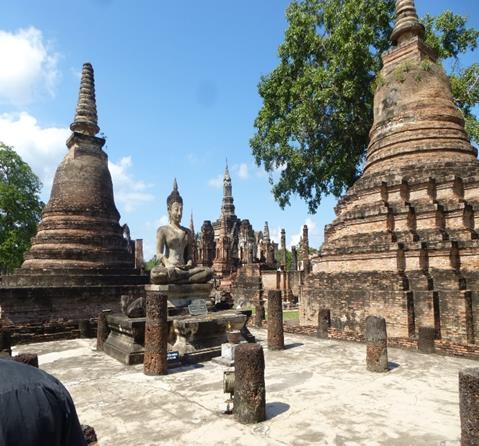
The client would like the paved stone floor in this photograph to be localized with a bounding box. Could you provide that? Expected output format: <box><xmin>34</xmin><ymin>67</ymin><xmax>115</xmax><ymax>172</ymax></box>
<box><xmin>14</xmin><ymin>329</ymin><xmax>477</xmax><ymax>446</ymax></box>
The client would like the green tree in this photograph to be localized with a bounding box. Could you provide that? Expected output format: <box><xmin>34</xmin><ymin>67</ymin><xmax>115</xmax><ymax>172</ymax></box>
<box><xmin>251</xmin><ymin>0</ymin><xmax>479</xmax><ymax>213</ymax></box>
<box><xmin>0</xmin><ymin>144</ymin><xmax>44</xmax><ymax>273</ymax></box>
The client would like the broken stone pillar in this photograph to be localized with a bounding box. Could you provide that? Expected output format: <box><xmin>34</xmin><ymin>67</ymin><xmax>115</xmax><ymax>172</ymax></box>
<box><xmin>317</xmin><ymin>309</ymin><xmax>331</xmax><ymax>339</ymax></box>
<box><xmin>291</xmin><ymin>246</ymin><xmax>298</xmax><ymax>271</ymax></box>
<box><xmin>365</xmin><ymin>315</ymin><xmax>388</xmax><ymax>373</ymax></box>
<box><xmin>459</xmin><ymin>367</ymin><xmax>479</xmax><ymax>445</ymax></box>
<box><xmin>144</xmin><ymin>291</ymin><xmax>168</xmax><ymax>375</ymax></box>
<box><xmin>134</xmin><ymin>239</ymin><xmax>144</xmax><ymax>271</ymax></box>
<box><xmin>79</xmin><ymin>319</ymin><xmax>91</xmax><ymax>338</ymax></box>
<box><xmin>13</xmin><ymin>353</ymin><xmax>39</xmax><ymax>368</ymax></box>
<box><xmin>234</xmin><ymin>343</ymin><xmax>266</xmax><ymax>424</ymax></box>
<box><xmin>0</xmin><ymin>327</ymin><xmax>12</xmax><ymax>357</ymax></box>
<box><xmin>254</xmin><ymin>300</ymin><xmax>264</xmax><ymax>328</ymax></box>
<box><xmin>96</xmin><ymin>309</ymin><xmax>111</xmax><ymax>351</ymax></box>
<box><xmin>418</xmin><ymin>326</ymin><xmax>435</xmax><ymax>354</ymax></box>
<box><xmin>267</xmin><ymin>290</ymin><xmax>284</xmax><ymax>350</ymax></box>
<box><xmin>280</xmin><ymin>228</ymin><xmax>287</xmax><ymax>267</ymax></box>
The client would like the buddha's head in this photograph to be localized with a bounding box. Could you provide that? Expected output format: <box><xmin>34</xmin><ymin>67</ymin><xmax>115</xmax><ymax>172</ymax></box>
<box><xmin>167</xmin><ymin>178</ymin><xmax>183</xmax><ymax>225</ymax></box>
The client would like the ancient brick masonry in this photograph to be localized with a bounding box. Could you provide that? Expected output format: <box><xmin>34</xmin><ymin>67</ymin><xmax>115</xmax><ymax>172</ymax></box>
<box><xmin>0</xmin><ymin>63</ymin><xmax>147</xmax><ymax>342</ymax></box>
<box><xmin>459</xmin><ymin>367</ymin><xmax>479</xmax><ymax>445</ymax></box>
<box><xmin>301</xmin><ymin>0</ymin><xmax>479</xmax><ymax>351</ymax></box>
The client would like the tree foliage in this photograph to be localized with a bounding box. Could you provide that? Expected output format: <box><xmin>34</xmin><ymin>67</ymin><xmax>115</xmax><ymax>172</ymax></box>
<box><xmin>0</xmin><ymin>144</ymin><xmax>44</xmax><ymax>273</ymax></box>
<box><xmin>251</xmin><ymin>0</ymin><xmax>479</xmax><ymax>213</ymax></box>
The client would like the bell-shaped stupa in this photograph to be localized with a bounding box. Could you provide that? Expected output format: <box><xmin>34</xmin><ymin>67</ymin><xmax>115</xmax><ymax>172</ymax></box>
<box><xmin>302</xmin><ymin>0</ymin><xmax>479</xmax><ymax>351</ymax></box>
<box><xmin>14</xmin><ymin>63</ymin><xmax>139</xmax><ymax>279</ymax></box>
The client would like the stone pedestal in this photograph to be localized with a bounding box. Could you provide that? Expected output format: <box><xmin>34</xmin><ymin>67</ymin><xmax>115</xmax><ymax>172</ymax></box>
<box><xmin>418</xmin><ymin>326</ymin><xmax>436</xmax><ymax>354</ymax></box>
<box><xmin>366</xmin><ymin>316</ymin><xmax>388</xmax><ymax>373</ymax></box>
<box><xmin>103</xmin><ymin>283</ymin><xmax>248</xmax><ymax>365</ymax></box>
<box><xmin>268</xmin><ymin>290</ymin><xmax>284</xmax><ymax>350</ymax></box>
<box><xmin>103</xmin><ymin>314</ymin><xmax>146</xmax><ymax>365</ymax></box>
<box><xmin>234</xmin><ymin>343</ymin><xmax>266</xmax><ymax>424</ymax></box>
<box><xmin>459</xmin><ymin>367</ymin><xmax>479</xmax><ymax>445</ymax></box>
<box><xmin>144</xmin><ymin>292</ymin><xmax>168</xmax><ymax>376</ymax></box>
<box><xmin>212</xmin><ymin>341</ymin><xmax>245</xmax><ymax>367</ymax></box>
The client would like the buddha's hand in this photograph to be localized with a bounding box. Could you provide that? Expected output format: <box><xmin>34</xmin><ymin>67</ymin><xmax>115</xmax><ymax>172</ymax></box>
<box><xmin>185</xmin><ymin>260</ymin><xmax>193</xmax><ymax>270</ymax></box>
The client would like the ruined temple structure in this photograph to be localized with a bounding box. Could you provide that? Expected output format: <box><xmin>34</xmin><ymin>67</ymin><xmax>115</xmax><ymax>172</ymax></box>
<box><xmin>0</xmin><ymin>63</ymin><xmax>147</xmax><ymax>342</ymax></box>
<box><xmin>302</xmin><ymin>0</ymin><xmax>479</xmax><ymax>354</ymax></box>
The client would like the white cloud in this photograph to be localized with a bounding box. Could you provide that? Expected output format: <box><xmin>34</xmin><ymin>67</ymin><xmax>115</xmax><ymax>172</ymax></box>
<box><xmin>0</xmin><ymin>112</ymin><xmax>69</xmax><ymax>194</ymax></box>
<box><xmin>233</xmin><ymin>163</ymin><xmax>249</xmax><ymax>180</ymax></box>
<box><xmin>108</xmin><ymin>156</ymin><xmax>155</xmax><ymax>213</ymax></box>
<box><xmin>269</xmin><ymin>225</ymin><xmax>283</xmax><ymax>245</ymax></box>
<box><xmin>0</xmin><ymin>27</ymin><xmax>60</xmax><ymax>105</ymax></box>
<box><xmin>290</xmin><ymin>217</ymin><xmax>318</xmax><ymax>249</ymax></box>
<box><xmin>208</xmin><ymin>174</ymin><xmax>223</xmax><ymax>188</ymax></box>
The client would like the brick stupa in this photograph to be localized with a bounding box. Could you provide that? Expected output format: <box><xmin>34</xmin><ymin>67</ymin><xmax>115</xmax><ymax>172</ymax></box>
<box><xmin>1</xmin><ymin>63</ymin><xmax>147</xmax><ymax>342</ymax></box>
<box><xmin>302</xmin><ymin>0</ymin><xmax>479</xmax><ymax>351</ymax></box>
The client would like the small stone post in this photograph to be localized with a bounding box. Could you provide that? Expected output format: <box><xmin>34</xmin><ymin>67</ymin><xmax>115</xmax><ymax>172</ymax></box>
<box><xmin>234</xmin><ymin>343</ymin><xmax>266</xmax><ymax>424</ymax></box>
<box><xmin>365</xmin><ymin>315</ymin><xmax>388</xmax><ymax>373</ymax></box>
<box><xmin>144</xmin><ymin>291</ymin><xmax>168</xmax><ymax>376</ymax></box>
<box><xmin>0</xmin><ymin>326</ymin><xmax>12</xmax><ymax>357</ymax></box>
<box><xmin>459</xmin><ymin>367</ymin><xmax>479</xmax><ymax>445</ymax></box>
<box><xmin>13</xmin><ymin>353</ymin><xmax>39</xmax><ymax>368</ymax></box>
<box><xmin>418</xmin><ymin>326</ymin><xmax>435</xmax><ymax>353</ymax></box>
<box><xmin>317</xmin><ymin>309</ymin><xmax>331</xmax><ymax>339</ymax></box>
<box><xmin>267</xmin><ymin>290</ymin><xmax>284</xmax><ymax>350</ymax></box>
<box><xmin>79</xmin><ymin>320</ymin><xmax>91</xmax><ymax>338</ymax></box>
<box><xmin>96</xmin><ymin>309</ymin><xmax>111</xmax><ymax>351</ymax></box>
<box><xmin>254</xmin><ymin>300</ymin><xmax>264</xmax><ymax>328</ymax></box>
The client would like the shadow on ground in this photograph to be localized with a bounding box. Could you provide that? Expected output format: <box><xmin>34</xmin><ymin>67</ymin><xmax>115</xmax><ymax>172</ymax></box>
<box><xmin>266</xmin><ymin>402</ymin><xmax>290</xmax><ymax>420</ymax></box>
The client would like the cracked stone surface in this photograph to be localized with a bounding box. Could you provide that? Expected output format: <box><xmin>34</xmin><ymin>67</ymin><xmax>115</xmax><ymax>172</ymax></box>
<box><xmin>14</xmin><ymin>329</ymin><xmax>477</xmax><ymax>446</ymax></box>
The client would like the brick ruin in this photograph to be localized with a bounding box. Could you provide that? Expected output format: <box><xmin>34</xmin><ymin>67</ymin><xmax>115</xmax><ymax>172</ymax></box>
<box><xmin>301</xmin><ymin>0</ymin><xmax>479</xmax><ymax>355</ymax></box>
<box><xmin>0</xmin><ymin>63</ymin><xmax>147</xmax><ymax>343</ymax></box>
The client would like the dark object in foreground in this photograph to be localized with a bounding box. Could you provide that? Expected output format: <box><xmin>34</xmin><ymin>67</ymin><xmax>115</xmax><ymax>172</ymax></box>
<box><xmin>13</xmin><ymin>353</ymin><xmax>39</xmax><ymax>368</ymax></box>
<box><xmin>234</xmin><ymin>343</ymin><xmax>266</xmax><ymax>424</ymax></box>
<box><xmin>81</xmin><ymin>424</ymin><xmax>98</xmax><ymax>445</ymax></box>
<box><xmin>0</xmin><ymin>359</ymin><xmax>87</xmax><ymax>445</ymax></box>
<box><xmin>365</xmin><ymin>315</ymin><xmax>388</xmax><ymax>373</ymax></box>
<box><xmin>459</xmin><ymin>367</ymin><xmax>479</xmax><ymax>446</ymax></box>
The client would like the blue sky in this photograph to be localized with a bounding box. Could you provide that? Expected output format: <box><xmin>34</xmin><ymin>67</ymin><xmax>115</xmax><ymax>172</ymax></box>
<box><xmin>0</xmin><ymin>0</ymin><xmax>477</xmax><ymax>259</ymax></box>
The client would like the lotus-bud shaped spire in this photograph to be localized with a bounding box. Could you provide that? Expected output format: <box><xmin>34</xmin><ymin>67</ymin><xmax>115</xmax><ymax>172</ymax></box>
<box><xmin>391</xmin><ymin>0</ymin><xmax>425</xmax><ymax>45</ymax></box>
<box><xmin>70</xmin><ymin>63</ymin><xmax>100</xmax><ymax>136</ymax></box>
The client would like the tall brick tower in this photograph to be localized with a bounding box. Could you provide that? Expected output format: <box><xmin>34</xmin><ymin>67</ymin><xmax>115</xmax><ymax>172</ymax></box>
<box><xmin>302</xmin><ymin>0</ymin><xmax>479</xmax><ymax>349</ymax></box>
<box><xmin>15</xmin><ymin>63</ymin><xmax>137</xmax><ymax>276</ymax></box>
<box><xmin>1</xmin><ymin>64</ymin><xmax>146</xmax><ymax>341</ymax></box>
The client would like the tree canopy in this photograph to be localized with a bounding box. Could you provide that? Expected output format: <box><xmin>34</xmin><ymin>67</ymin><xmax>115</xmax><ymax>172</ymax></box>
<box><xmin>0</xmin><ymin>144</ymin><xmax>44</xmax><ymax>273</ymax></box>
<box><xmin>251</xmin><ymin>0</ymin><xmax>479</xmax><ymax>213</ymax></box>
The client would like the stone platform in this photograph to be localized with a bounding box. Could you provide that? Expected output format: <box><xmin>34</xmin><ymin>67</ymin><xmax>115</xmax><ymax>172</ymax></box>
<box><xmin>104</xmin><ymin>309</ymin><xmax>248</xmax><ymax>365</ymax></box>
<box><xmin>14</xmin><ymin>329</ymin><xmax>478</xmax><ymax>445</ymax></box>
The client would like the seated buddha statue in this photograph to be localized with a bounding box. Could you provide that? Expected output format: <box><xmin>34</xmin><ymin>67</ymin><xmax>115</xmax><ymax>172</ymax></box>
<box><xmin>150</xmin><ymin>179</ymin><xmax>213</xmax><ymax>285</ymax></box>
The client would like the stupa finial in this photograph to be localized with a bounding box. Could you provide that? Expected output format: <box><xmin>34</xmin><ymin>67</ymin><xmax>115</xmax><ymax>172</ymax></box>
<box><xmin>70</xmin><ymin>63</ymin><xmax>100</xmax><ymax>136</ymax></box>
<box><xmin>391</xmin><ymin>0</ymin><xmax>425</xmax><ymax>46</ymax></box>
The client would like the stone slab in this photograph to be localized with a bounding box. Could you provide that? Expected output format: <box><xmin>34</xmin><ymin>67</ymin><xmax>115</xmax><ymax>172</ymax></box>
<box><xmin>13</xmin><ymin>329</ymin><xmax>479</xmax><ymax>445</ymax></box>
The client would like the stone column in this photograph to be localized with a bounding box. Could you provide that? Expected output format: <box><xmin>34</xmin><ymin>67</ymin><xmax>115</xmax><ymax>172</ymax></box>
<box><xmin>96</xmin><ymin>309</ymin><xmax>111</xmax><ymax>351</ymax></box>
<box><xmin>268</xmin><ymin>290</ymin><xmax>284</xmax><ymax>350</ymax></box>
<box><xmin>254</xmin><ymin>299</ymin><xmax>264</xmax><ymax>328</ymax></box>
<box><xmin>459</xmin><ymin>367</ymin><xmax>479</xmax><ymax>445</ymax></box>
<box><xmin>79</xmin><ymin>320</ymin><xmax>91</xmax><ymax>338</ymax></box>
<box><xmin>317</xmin><ymin>309</ymin><xmax>331</xmax><ymax>339</ymax></box>
<box><xmin>144</xmin><ymin>291</ymin><xmax>168</xmax><ymax>376</ymax></box>
<box><xmin>0</xmin><ymin>327</ymin><xmax>12</xmax><ymax>357</ymax></box>
<box><xmin>134</xmin><ymin>239</ymin><xmax>144</xmax><ymax>271</ymax></box>
<box><xmin>234</xmin><ymin>343</ymin><xmax>266</xmax><ymax>424</ymax></box>
<box><xmin>365</xmin><ymin>315</ymin><xmax>388</xmax><ymax>372</ymax></box>
<box><xmin>418</xmin><ymin>326</ymin><xmax>435</xmax><ymax>353</ymax></box>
